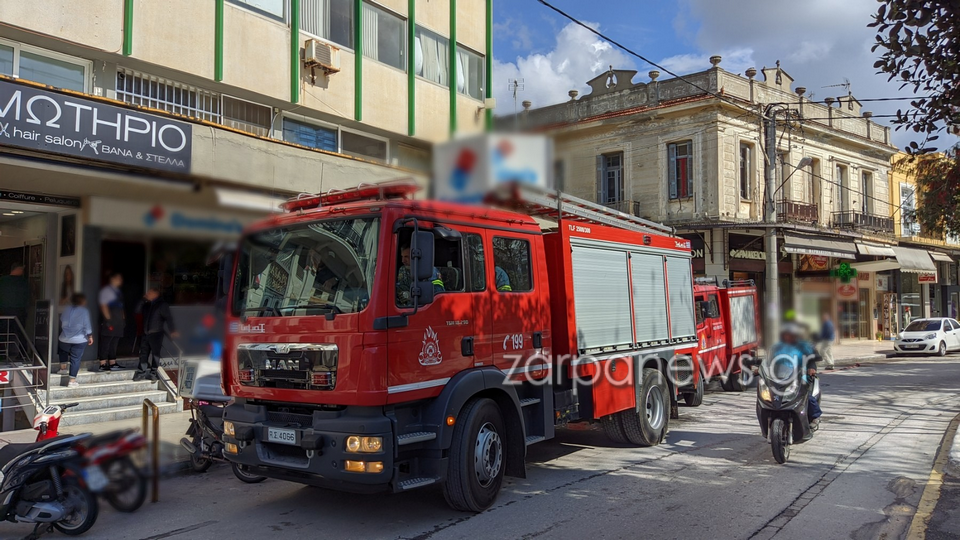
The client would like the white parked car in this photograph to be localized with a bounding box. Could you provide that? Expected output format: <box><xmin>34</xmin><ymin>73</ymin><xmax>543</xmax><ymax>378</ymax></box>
<box><xmin>894</xmin><ymin>318</ymin><xmax>960</xmax><ymax>356</ymax></box>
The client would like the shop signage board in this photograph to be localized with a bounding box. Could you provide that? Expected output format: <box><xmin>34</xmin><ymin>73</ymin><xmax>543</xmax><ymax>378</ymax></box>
<box><xmin>88</xmin><ymin>197</ymin><xmax>259</xmax><ymax>239</ymax></box>
<box><xmin>876</xmin><ymin>275</ymin><xmax>890</xmax><ymax>291</ymax></box>
<box><xmin>0</xmin><ymin>79</ymin><xmax>192</xmax><ymax>173</ymax></box>
<box><xmin>919</xmin><ymin>273</ymin><xmax>938</xmax><ymax>284</ymax></box>
<box><xmin>0</xmin><ymin>190</ymin><xmax>80</xmax><ymax>208</ymax></box>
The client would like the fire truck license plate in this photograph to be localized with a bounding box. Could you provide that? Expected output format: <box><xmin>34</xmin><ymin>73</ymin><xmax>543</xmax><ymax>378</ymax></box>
<box><xmin>267</xmin><ymin>427</ymin><xmax>297</xmax><ymax>445</ymax></box>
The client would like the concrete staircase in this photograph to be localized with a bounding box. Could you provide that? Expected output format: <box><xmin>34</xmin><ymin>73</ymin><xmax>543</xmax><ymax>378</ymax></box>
<box><xmin>48</xmin><ymin>365</ymin><xmax>180</xmax><ymax>427</ymax></box>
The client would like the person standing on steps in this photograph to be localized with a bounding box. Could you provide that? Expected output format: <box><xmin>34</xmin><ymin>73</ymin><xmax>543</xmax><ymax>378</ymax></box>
<box><xmin>98</xmin><ymin>273</ymin><xmax>125</xmax><ymax>371</ymax></box>
<box><xmin>133</xmin><ymin>287</ymin><xmax>179</xmax><ymax>382</ymax></box>
<box><xmin>58</xmin><ymin>293</ymin><xmax>93</xmax><ymax>388</ymax></box>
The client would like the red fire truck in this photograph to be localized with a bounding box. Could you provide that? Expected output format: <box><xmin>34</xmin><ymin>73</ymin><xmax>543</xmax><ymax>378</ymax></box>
<box><xmin>683</xmin><ymin>279</ymin><xmax>761</xmax><ymax>406</ymax></box>
<box><xmin>220</xmin><ymin>182</ymin><xmax>702</xmax><ymax>511</ymax></box>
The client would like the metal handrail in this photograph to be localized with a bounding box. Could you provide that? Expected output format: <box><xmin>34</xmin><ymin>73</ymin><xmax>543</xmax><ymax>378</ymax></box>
<box><xmin>0</xmin><ymin>316</ymin><xmax>49</xmax><ymax>409</ymax></box>
<box><xmin>142</xmin><ymin>399</ymin><xmax>160</xmax><ymax>503</ymax></box>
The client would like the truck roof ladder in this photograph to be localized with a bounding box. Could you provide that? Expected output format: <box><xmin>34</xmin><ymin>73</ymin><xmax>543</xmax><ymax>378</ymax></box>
<box><xmin>488</xmin><ymin>182</ymin><xmax>675</xmax><ymax>236</ymax></box>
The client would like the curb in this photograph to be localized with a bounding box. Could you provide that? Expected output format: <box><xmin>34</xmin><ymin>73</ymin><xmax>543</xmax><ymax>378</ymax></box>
<box><xmin>947</xmin><ymin>426</ymin><xmax>960</xmax><ymax>478</ymax></box>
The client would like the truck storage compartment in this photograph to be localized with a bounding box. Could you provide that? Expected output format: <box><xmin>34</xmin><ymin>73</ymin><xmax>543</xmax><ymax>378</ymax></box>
<box><xmin>666</xmin><ymin>256</ymin><xmax>696</xmax><ymax>341</ymax></box>
<box><xmin>570</xmin><ymin>244</ymin><xmax>633</xmax><ymax>351</ymax></box>
<box><xmin>727</xmin><ymin>292</ymin><xmax>758</xmax><ymax>349</ymax></box>
<box><xmin>631</xmin><ymin>252</ymin><xmax>669</xmax><ymax>344</ymax></box>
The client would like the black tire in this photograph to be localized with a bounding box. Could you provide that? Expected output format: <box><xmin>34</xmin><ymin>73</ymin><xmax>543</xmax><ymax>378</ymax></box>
<box><xmin>188</xmin><ymin>428</ymin><xmax>214</xmax><ymax>473</ymax></box>
<box><xmin>771</xmin><ymin>418</ymin><xmax>790</xmax><ymax>464</ymax></box>
<box><xmin>939</xmin><ymin>341</ymin><xmax>948</xmax><ymax>357</ymax></box>
<box><xmin>683</xmin><ymin>372</ymin><xmax>704</xmax><ymax>407</ymax></box>
<box><xmin>442</xmin><ymin>398</ymin><xmax>505</xmax><ymax>512</ymax></box>
<box><xmin>232</xmin><ymin>463</ymin><xmax>266</xmax><ymax>484</ymax></box>
<box><xmin>600</xmin><ymin>414</ymin><xmax>629</xmax><ymax>443</ymax></box>
<box><xmin>722</xmin><ymin>370</ymin><xmax>745</xmax><ymax>392</ymax></box>
<box><xmin>104</xmin><ymin>457</ymin><xmax>147</xmax><ymax>513</ymax></box>
<box><xmin>619</xmin><ymin>368</ymin><xmax>670</xmax><ymax>446</ymax></box>
<box><xmin>53</xmin><ymin>476</ymin><xmax>99</xmax><ymax>536</ymax></box>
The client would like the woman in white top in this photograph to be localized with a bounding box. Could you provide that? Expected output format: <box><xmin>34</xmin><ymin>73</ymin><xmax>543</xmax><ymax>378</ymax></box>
<box><xmin>59</xmin><ymin>293</ymin><xmax>93</xmax><ymax>388</ymax></box>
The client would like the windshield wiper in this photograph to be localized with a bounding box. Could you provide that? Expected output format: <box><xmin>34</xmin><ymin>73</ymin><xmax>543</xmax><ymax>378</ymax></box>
<box><xmin>282</xmin><ymin>303</ymin><xmax>343</xmax><ymax>320</ymax></box>
<box><xmin>241</xmin><ymin>306</ymin><xmax>280</xmax><ymax>322</ymax></box>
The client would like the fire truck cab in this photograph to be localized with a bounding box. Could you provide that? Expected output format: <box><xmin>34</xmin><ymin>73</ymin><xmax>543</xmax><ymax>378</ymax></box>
<box><xmin>221</xmin><ymin>182</ymin><xmax>701</xmax><ymax>512</ymax></box>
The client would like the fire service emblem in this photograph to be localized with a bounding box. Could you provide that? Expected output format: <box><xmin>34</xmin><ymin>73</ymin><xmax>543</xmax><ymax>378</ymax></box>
<box><xmin>419</xmin><ymin>326</ymin><xmax>443</xmax><ymax>366</ymax></box>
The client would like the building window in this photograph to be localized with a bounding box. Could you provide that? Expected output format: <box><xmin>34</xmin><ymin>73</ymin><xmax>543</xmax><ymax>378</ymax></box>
<box><xmin>283</xmin><ymin>117</ymin><xmax>338</xmax><ymax>151</ymax></box>
<box><xmin>861</xmin><ymin>171</ymin><xmax>873</xmax><ymax>214</ymax></box>
<box><xmin>228</xmin><ymin>0</ymin><xmax>286</xmax><ymax>21</ymax></box>
<box><xmin>492</xmin><ymin>237</ymin><xmax>532</xmax><ymax>292</ymax></box>
<box><xmin>739</xmin><ymin>143</ymin><xmax>752</xmax><ymax>199</ymax></box>
<box><xmin>342</xmin><ymin>130</ymin><xmax>387</xmax><ymax>162</ymax></box>
<box><xmin>835</xmin><ymin>164</ymin><xmax>848</xmax><ymax>211</ymax></box>
<box><xmin>361</xmin><ymin>3</ymin><xmax>405</xmax><ymax>70</ymax></box>
<box><xmin>222</xmin><ymin>96</ymin><xmax>272</xmax><ymax>137</ymax></box>
<box><xmin>116</xmin><ymin>68</ymin><xmax>221</xmax><ymax>122</ymax></box>
<box><xmin>598</xmin><ymin>152</ymin><xmax>624</xmax><ymax>204</ymax></box>
<box><xmin>900</xmin><ymin>183</ymin><xmax>916</xmax><ymax>237</ymax></box>
<box><xmin>0</xmin><ymin>40</ymin><xmax>89</xmax><ymax>92</ymax></box>
<box><xmin>414</xmin><ymin>29</ymin><xmax>449</xmax><ymax>86</ymax></box>
<box><xmin>668</xmin><ymin>141</ymin><xmax>693</xmax><ymax>200</ymax></box>
<box><xmin>457</xmin><ymin>46</ymin><xmax>484</xmax><ymax>100</ymax></box>
<box><xmin>302</xmin><ymin>0</ymin><xmax>353</xmax><ymax>49</ymax></box>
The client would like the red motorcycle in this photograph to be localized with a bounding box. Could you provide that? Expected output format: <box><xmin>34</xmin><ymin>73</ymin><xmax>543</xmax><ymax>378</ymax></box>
<box><xmin>33</xmin><ymin>404</ymin><xmax>148</xmax><ymax>513</ymax></box>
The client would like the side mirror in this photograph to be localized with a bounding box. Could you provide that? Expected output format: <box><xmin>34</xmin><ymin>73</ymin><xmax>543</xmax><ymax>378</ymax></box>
<box><xmin>410</xmin><ymin>230</ymin><xmax>436</xmax><ymax>306</ymax></box>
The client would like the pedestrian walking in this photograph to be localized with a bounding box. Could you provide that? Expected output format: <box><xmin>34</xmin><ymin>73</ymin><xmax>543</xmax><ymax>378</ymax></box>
<box><xmin>98</xmin><ymin>273</ymin><xmax>126</xmax><ymax>371</ymax></box>
<box><xmin>134</xmin><ymin>287</ymin><xmax>178</xmax><ymax>382</ymax></box>
<box><xmin>818</xmin><ymin>312</ymin><xmax>836</xmax><ymax>370</ymax></box>
<box><xmin>58</xmin><ymin>293</ymin><xmax>93</xmax><ymax>388</ymax></box>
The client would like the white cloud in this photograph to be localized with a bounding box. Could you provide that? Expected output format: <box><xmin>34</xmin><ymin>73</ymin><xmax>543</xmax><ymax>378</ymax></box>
<box><xmin>492</xmin><ymin>22</ymin><xmax>634</xmax><ymax>114</ymax></box>
<box><xmin>659</xmin><ymin>47</ymin><xmax>756</xmax><ymax>77</ymax></box>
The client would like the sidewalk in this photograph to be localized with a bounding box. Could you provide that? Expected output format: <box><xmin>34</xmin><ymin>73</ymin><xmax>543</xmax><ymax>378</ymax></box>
<box><xmin>831</xmin><ymin>340</ymin><xmax>896</xmax><ymax>364</ymax></box>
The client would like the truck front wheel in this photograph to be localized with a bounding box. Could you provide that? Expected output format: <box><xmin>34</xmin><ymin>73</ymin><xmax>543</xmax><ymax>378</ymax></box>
<box><xmin>443</xmin><ymin>398</ymin><xmax>506</xmax><ymax>512</ymax></box>
<box><xmin>619</xmin><ymin>368</ymin><xmax>670</xmax><ymax>446</ymax></box>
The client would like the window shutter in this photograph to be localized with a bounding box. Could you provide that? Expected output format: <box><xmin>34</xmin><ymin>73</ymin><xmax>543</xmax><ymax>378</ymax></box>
<box><xmin>668</xmin><ymin>144</ymin><xmax>677</xmax><ymax>200</ymax></box>
<box><xmin>685</xmin><ymin>144</ymin><xmax>693</xmax><ymax>199</ymax></box>
<box><xmin>596</xmin><ymin>155</ymin><xmax>604</xmax><ymax>203</ymax></box>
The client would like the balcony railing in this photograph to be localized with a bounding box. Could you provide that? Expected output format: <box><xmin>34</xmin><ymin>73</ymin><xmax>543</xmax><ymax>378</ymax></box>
<box><xmin>603</xmin><ymin>200</ymin><xmax>642</xmax><ymax>217</ymax></box>
<box><xmin>831</xmin><ymin>211</ymin><xmax>895</xmax><ymax>234</ymax></box>
<box><xmin>777</xmin><ymin>199</ymin><xmax>819</xmax><ymax>224</ymax></box>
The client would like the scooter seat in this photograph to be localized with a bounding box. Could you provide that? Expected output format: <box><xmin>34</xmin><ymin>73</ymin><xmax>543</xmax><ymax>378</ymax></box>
<box><xmin>0</xmin><ymin>435</ymin><xmax>74</xmax><ymax>469</ymax></box>
<box><xmin>199</xmin><ymin>404</ymin><xmax>225</xmax><ymax>419</ymax></box>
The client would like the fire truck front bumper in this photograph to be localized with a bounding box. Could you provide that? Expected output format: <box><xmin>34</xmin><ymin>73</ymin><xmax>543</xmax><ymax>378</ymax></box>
<box><xmin>222</xmin><ymin>402</ymin><xmax>394</xmax><ymax>493</ymax></box>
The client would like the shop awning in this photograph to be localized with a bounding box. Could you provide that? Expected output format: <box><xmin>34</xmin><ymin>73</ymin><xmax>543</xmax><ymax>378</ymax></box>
<box><xmin>929</xmin><ymin>251</ymin><xmax>955</xmax><ymax>263</ymax></box>
<box><xmin>783</xmin><ymin>233</ymin><xmax>858</xmax><ymax>259</ymax></box>
<box><xmin>856</xmin><ymin>242</ymin><xmax>897</xmax><ymax>257</ymax></box>
<box><xmin>851</xmin><ymin>259</ymin><xmax>901</xmax><ymax>273</ymax></box>
<box><xmin>892</xmin><ymin>246</ymin><xmax>937</xmax><ymax>273</ymax></box>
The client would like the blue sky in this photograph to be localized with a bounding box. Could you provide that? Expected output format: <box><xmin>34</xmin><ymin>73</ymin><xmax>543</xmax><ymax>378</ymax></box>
<box><xmin>490</xmin><ymin>0</ymin><xmax>938</xmax><ymax>150</ymax></box>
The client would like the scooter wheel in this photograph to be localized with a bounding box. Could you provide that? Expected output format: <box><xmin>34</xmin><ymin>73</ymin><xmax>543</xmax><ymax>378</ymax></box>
<box><xmin>104</xmin><ymin>457</ymin><xmax>147</xmax><ymax>513</ymax></box>
<box><xmin>771</xmin><ymin>418</ymin><xmax>790</xmax><ymax>464</ymax></box>
<box><xmin>232</xmin><ymin>463</ymin><xmax>266</xmax><ymax>484</ymax></box>
<box><xmin>53</xmin><ymin>476</ymin><xmax>99</xmax><ymax>536</ymax></box>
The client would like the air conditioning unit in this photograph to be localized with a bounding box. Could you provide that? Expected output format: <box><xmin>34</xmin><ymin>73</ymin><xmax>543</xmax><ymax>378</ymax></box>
<box><xmin>305</xmin><ymin>39</ymin><xmax>340</xmax><ymax>74</ymax></box>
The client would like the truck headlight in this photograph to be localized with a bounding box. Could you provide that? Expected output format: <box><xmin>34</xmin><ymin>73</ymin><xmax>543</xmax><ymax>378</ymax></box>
<box><xmin>223</xmin><ymin>421</ymin><xmax>235</xmax><ymax>437</ymax></box>
<box><xmin>345</xmin><ymin>436</ymin><xmax>383</xmax><ymax>453</ymax></box>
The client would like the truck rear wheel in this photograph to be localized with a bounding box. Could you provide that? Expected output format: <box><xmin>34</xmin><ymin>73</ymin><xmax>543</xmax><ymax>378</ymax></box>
<box><xmin>619</xmin><ymin>368</ymin><xmax>669</xmax><ymax>446</ymax></box>
<box><xmin>443</xmin><ymin>398</ymin><xmax>505</xmax><ymax>513</ymax></box>
<box><xmin>682</xmin><ymin>372</ymin><xmax>704</xmax><ymax>407</ymax></box>
<box><xmin>722</xmin><ymin>372</ymin><xmax>745</xmax><ymax>392</ymax></box>
<box><xmin>601</xmin><ymin>414</ymin><xmax>629</xmax><ymax>443</ymax></box>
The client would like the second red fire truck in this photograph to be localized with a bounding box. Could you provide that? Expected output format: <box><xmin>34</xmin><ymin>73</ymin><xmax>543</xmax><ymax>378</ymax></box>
<box><xmin>220</xmin><ymin>181</ymin><xmax>720</xmax><ymax>511</ymax></box>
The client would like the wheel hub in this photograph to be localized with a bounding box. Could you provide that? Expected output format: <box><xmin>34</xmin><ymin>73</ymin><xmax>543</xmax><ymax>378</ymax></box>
<box><xmin>474</xmin><ymin>422</ymin><xmax>502</xmax><ymax>488</ymax></box>
<box><xmin>646</xmin><ymin>386</ymin><xmax>665</xmax><ymax>430</ymax></box>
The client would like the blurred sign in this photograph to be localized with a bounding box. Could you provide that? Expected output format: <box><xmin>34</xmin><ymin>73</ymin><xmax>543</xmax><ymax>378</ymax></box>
<box><xmin>0</xmin><ymin>371</ymin><xmax>8</xmax><ymax>385</ymax></box>
<box><xmin>433</xmin><ymin>134</ymin><xmax>552</xmax><ymax>203</ymax></box>
<box><xmin>89</xmin><ymin>197</ymin><xmax>258</xmax><ymax>239</ymax></box>
<box><xmin>837</xmin><ymin>283</ymin><xmax>858</xmax><ymax>299</ymax></box>
<box><xmin>798</xmin><ymin>255</ymin><xmax>829</xmax><ymax>272</ymax></box>
<box><xmin>0</xmin><ymin>190</ymin><xmax>80</xmax><ymax>208</ymax></box>
<box><xmin>0</xmin><ymin>79</ymin><xmax>192</xmax><ymax>173</ymax></box>
<box><xmin>919</xmin><ymin>273</ymin><xmax>938</xmax><ymax>284</ymax></box>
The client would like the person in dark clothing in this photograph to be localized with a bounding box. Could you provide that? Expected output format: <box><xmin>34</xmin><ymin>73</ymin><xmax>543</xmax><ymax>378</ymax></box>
<box><xmin>0</xmin><ymin>262</ymin><xmax>29</xmax><ymax>328</ymax></box>
<box><xmin>133</xmin><ymin>287</ymin><xmax>178</xmax><ymax>382</ymax></box>
<box><xmin>98</xmin><ymin>273</ymin><xmax>126</xmax><ymax>371</ymax></box>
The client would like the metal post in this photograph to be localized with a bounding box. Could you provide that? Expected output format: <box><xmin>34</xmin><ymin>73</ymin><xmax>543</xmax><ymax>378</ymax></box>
<box><xmin>142</xmin><ymin>399</ymin><xmax>160</xmax><ymax>503</ymax></box>
<box><xmin>764</xmin><ymin>106</ymin><xmax>780</xmax><ymax>348</ymax></box>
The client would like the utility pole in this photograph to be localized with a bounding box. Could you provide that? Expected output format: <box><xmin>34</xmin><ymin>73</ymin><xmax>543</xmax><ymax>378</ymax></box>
<box><xmin>763</xmin><ymin>105</ymin><xmax>780</xmax><ymax>348</ymax></box>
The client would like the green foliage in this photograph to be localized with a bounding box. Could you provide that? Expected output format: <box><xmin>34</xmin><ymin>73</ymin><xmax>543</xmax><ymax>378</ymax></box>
<box><xmin>871</xmin><ymin>0</ymin><xmax>960</xmax><ymax>236</ymax></box>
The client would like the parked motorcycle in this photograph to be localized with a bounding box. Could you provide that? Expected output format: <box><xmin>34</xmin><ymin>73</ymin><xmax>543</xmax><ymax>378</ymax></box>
<box><xmin>33</xmin><ymin>404</ymin><xmax>148</xmax><ymax>513</ymax></box>
<box><xmin>750</xmin><ymin>357</ymin><xmax>821</xmax><ymax>464</ymax></box>
<box><xmin>0</xmin><ymin>433</ymin><xmax>99</xmax><ymax>537</ymax></box>
<box><xmin>180</xmin><ymin>400</ymin><xmax>265</xmax><ymax>484</ymax></box>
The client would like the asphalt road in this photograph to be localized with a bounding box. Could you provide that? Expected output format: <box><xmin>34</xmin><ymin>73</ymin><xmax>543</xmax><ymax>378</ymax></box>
<box><xmin>5</xmin><ymin>354</ymin><xmax>960</xmax><ymax>540</ymax></box>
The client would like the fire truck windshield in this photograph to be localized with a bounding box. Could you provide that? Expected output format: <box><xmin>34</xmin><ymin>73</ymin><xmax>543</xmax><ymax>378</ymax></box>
<box><xmin>232</xmin><ymin>217</ymin><xmax>380</xmax><ymax>317</ymax></box>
